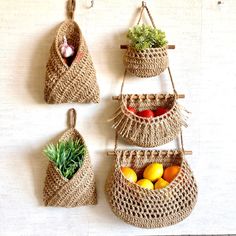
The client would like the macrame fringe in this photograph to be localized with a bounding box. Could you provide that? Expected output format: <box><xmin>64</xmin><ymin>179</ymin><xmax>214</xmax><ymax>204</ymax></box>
<box><xmin>110</xmin><ymin>97</ymin><xmax>189</xmax><ymax>147</ymax></box>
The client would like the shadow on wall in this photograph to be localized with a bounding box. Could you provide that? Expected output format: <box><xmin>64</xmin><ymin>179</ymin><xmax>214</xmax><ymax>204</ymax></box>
<box><xmin>27</xmin><ymin>131</ymin><xmax>64</xmax><ymax>206</ymax></box>
<box><xmin>27</xmin><ymin>24</ymin><xmax>60</xmax><ymax>104</ymax></box>
<box><xmin>91</xmin><ymin>150</ymin><xmax>123</xmax><ymax>225</ymax></box>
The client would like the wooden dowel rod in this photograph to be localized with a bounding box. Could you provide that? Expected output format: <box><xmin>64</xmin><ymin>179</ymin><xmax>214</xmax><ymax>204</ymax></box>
<box><xmin>120</xmin><ymin>45</ymin><xmax>175</xmax><ymax>50</ymax></box>
<box><xmin>112</xmin><ymin>94</ymin><xmax>185</xmax><ymax>100</ymax></box>
<box><xmin>107</xmin><ymin>150</ymin><xmax>192</xmax><ymax>156</ymax></box>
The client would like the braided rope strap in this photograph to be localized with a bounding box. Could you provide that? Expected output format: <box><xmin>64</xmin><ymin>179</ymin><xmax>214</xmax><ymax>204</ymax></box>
<box><xmin>43</xmin><ymin>109</ymin><xmax>97</xmax><ymax>207</ymax></box>
<box><xmin>110</xmin><ymin>94</ymin><xmax>189</xmax><ymax>147</ymax></box>
<box><xmin>124</xmin><ymin>3</ymin><xmax>168</xmax><ymax>77</ymax></box>
<box><xmin>105</xmin><ymin>150</ymin><xmax>198</xmax><ymax>228</ymax></box>
<box><xmin>44</xmin><ymin>19</ymin><xmax>100</xmax><ymax>104</ymax></box>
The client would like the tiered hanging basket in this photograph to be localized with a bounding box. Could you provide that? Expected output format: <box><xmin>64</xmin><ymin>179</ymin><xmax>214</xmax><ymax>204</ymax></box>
<box><xmin>110</xmin><ymin>68</ymin><xmax>189</xmax><ymax>147</ymax></box>
<box><xmin>111</xmin><ymin>93</ymin><xmax>188</xmax><ymax>147</ymax></box>
<box><xmin>44</xmin><ymin>1</ymin><xmax>99</xmax><ymax>104</ymax></box>
<box><xmin>124</xmin><ymin>46</ymin><xmax>168</xmax><ymax>78</ymax></box>
<box><xmin>123</xmin><ymin>2</ymin><xmax>168</xmax><ymax>77</ymax></box>
<box><xmin>105</xmin><ymin>149</ymin><xmax>198</xmax><ymax>228</ymax></box>
<box><xmin>43</xmin><ymin>109</ymin><xmax>97</xmax><ymax>207</ymax></box>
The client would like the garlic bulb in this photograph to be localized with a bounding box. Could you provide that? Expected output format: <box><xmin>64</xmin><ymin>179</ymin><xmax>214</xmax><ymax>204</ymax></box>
<box><xmin>60</xmin><ymin>36</ymin><xmax>75</xmax><ymax>58</ymax></box>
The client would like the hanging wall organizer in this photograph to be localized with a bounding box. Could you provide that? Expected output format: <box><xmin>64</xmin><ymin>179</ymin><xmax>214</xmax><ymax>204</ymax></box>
<box><xmin>123</xmin><ymin>3</ymin><xmax>169</xmax><ymax>77</ymax></box>
<box><xmin>43</xmin><ymin>108</ymin><xmax>97</xmax><ymax>207</ymax></box>
<box><xmin>110</xmin><ymin>68</ymin><xmax>189</xmax><ymax>147</ymax></box>
<box><xmin>44</xmin><ymin>0</ymin><xmax>100</xmax><ymax>104</ymax></box>
<box><xmin>106</xmin><ymin>1</ymin><xmax>198</xmax><ymax>228</ymax></box>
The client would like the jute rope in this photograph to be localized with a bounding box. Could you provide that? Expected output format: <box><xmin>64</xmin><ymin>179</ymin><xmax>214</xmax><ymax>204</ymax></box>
<box><xmin>110</xmin><ymin>67</ymin><xmax>189</xmax><ymax>147</ymax></box>
<box><xmin>124</xmin><ymin>1</ymin><xmax>168</xmax><ymax>77</ymax></box>
<box><xmin>67</xmin><ymin>0</ymin><xmax>76</xmax><ymax>20</ymax></box>
<box><xmin>43</xmin><ymin>108</ymin><xmax>97</xmax><ymax>207</ymax></box>
<box><xmin>137</xmin><ymin>1</ymin><xmax>156</xmax><ymax>28</ymax></box>
<box><xmin>44</xmin><ymin>0</ymin><xmax>100</xmax><ymax>104</ymax></box>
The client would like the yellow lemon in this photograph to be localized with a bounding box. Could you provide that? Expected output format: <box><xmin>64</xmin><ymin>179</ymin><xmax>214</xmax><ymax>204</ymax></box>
<box><xmin>121</xmin><ymin>167</ymin><xmax>137</xmax><ymax>183</ymax></box>
<box><xmin>143</xmin><ymin>163</ymin><xmax>164</xmax><ymax>182</ymax></box>
<box><xmin>154</xmin><ymin>178</ymin><xmax>169</xmax><ymax>190</ymax></box>
<box><xmin>136</xmin><ymin>179</ymin><xmax>154</xmax><ymax>190</ymax></box>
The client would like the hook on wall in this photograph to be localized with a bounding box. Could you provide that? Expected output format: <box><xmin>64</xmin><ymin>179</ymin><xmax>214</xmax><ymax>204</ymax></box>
<box><xmin>89</xmin><ymin>0</ymin><xmax>94</xmax><ymax>8</ymax></box>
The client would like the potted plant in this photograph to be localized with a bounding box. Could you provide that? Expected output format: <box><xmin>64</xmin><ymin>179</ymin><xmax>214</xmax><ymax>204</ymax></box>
<box><xmin>124</xmin><ymin>24</ymin><xmax>168</xmax><ymax>77</ymax></box>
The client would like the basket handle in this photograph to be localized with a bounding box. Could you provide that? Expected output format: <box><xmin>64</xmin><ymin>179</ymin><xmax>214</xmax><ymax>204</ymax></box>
<box><xmin>120</xmin><ymin>67</ymin><xmax>178</xmax><ymax>97</ymax></box>
<box><xmin>67</xmin><ymin>0</ymin><xmax>76</xmax><ymax>20</ymax></box>
<box><xmin>68</xmin><ymin>108</ymin><xmax>77</xmax><ymax>128</ymax></box>
<box><xmin>137</xmin><ymin>1</ymin><xmax>156</xmax><ymax>28</ymax></box>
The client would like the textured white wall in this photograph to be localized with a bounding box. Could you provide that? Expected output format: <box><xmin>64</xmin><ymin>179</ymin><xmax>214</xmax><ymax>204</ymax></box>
<box><xmin>0</xmin><ymin>0</ymin><xmax>236</xmax><ymax>235</ymax></box>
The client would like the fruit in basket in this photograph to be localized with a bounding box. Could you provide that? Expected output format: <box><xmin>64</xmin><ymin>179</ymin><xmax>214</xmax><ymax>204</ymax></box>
<box><xmin>137</xmin><ymin>109</ymin><xmax>154</xmax><ymax>118</ymax></box>
<box><xmin>154</xmin><ymin>107</ymin><xmax>169</xmax><ymax>117</ymax></box>
<box><xmin>136</xmin><ymin>179</ymin><xmax>154</xmax><ymax>190</ymax></box>
<box><xmin>143</xmin><ymin>163</ymin><xmax>164</xmax><ymax>182</ymax></box>
<box><xmin>127</xmin><ymin>106</ymin><xmax>137</xmax><ymax>114</ymax></box>
<box><xmin>163</xmin><ymin>165</ymin><xmax>180</xmax><ymax>183</ymax></box>
<box><xmin>154</xmin><ymin>178</ymin><xmax>169</xmax><ymax>190</ymax></box>
<box><xmin>121</xmin><ymin>167</ymin><xmax>137</xmax><ymax>183</ymax></box>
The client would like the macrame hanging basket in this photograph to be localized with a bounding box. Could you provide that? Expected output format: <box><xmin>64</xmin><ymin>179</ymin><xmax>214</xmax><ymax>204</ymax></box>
<box><xmin>105</xmin><ymin>149</ymin><xmax>198</xmax><ymax>228</ymax></box>
<box><xmin>43</xmin><ymin>109</ymin><xmax>97</xmax><ymax>207</ymax></box>
<box><xmin>123</xmin><ymin>3</ymin><xmax>168</xmax><ymax>77</ymax></box>
<box><xmin>110</xmin><ymin>68</ymin><xmax>189</xmax><ymax>147</ymax></box>
<box><xmin>44</xmin><ymin>0</ymin><xmax>99</xmax><ymax>104</ymax></box>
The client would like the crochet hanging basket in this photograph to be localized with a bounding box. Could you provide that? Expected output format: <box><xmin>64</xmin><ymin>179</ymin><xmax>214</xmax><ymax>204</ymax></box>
<box><xmin>43</xmin><ymin>109</ymin><xmax>97</xmax><ymax>207</ymax></box>
<box><xmin>124</xmin><ymin>46</ymin><xmax>168</xmax><ymax>78</ymax></box>
<box><xmin>111</xmin><ymin>94</ymin><xmax>188</xmax><ymax>147</ymax></box>
<box><xmin>123</xmin><ymin>3</ymin><xmax>168</xmax><ymax>77</ymax></box>
<box><xmin>105</xmin><ymin>150</ymin><xmax>198</xmax><ymax>228</ymax></box>
<box><xmin>44</xmin><ymin>19</ymin><xmax>100</xmax><ymax>104</ymax></box>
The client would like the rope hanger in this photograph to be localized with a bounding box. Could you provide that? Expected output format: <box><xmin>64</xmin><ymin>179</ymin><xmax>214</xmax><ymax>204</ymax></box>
<box><xmin>67</xmin><ymin>0</ymin><xmax>94</xmax><ymax>19</ymax></box>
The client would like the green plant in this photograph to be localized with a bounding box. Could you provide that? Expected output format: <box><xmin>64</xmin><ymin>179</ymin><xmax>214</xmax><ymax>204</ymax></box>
<box><xmin>127</xmin><ymin>24</ymin><xmax>167</xmax><ymax>51</ymax></box>
<box><xmin>43</xmin><ymin>139</ymin><xmax>86</xmax><ymax>180</ymax></box>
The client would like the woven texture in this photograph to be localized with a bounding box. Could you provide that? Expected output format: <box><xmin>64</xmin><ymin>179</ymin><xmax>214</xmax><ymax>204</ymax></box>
<box><xmin>43</xmin><ymin>128</ymin><xmax>97</xmax><ymax>207</ymax></box>
<box><xmin>110</xmin><ymin>94</ymin><xmax>188</xmax><ymax>147</ymax></box>
<box><xmin>44</xmin><ymin>19</ymin><xmax>99</xmax><ymax>104</ymax></box>
<box><xmin>105</xmin><ymin>150</ymin><xmax>198</xmax><ymax>228</ymax></box>
<box><xmin>124</xmin><ymin>46</ymin><xmax>168</xmax><ymax>78</ymax></box>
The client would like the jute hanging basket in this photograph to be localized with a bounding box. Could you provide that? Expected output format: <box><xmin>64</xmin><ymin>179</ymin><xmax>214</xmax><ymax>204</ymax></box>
<box><xmin>105</xmin><ymin>149</ymin><xmax>198</xmax><ymax>228</ymax></box>
<box><xmin>110</xmin><ymin>68</ymin><xmax>189</xmax><ymax>147</ymax></box>
<box><xmin>43</xmin><ymin>109</ymin><xmax>97</xmax><ymax>207</ymax></box>
<box><xmin>44</xmin><ymin>1</ymin><xmax>99</xmax><ymax>104</ymax></box>
<box><xmin>124</xmin><ymin>46</ymin><xmax>168</xmax><ymax>78</ymax></box>
<box><xmin>111</xmin><ymin>93</ymin><xmax>188</xmax><ymax>147</ymax></box>
<box><xmin>123</xmin><ymin>3</ymin><xmax>168</xmax><ymax>77</ymax></box>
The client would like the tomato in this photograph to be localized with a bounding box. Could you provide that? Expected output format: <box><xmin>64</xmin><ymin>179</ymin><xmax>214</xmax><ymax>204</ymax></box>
<box><xmin>137</xmin><ymin>109</ymin><xmax>154</xmax><ymax>118</ymax></box>
<box><xmin>127</xmin><ymin>106</ymin><xmax>137</xmax><ymax>114</ymax></box>
<box><xmin>154</xmin><ymin>107</ymin><xmax>169</xmax><ymax>117</ymax></box>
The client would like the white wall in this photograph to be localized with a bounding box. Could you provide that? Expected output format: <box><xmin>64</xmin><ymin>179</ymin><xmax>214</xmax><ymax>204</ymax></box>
<box><xmin>0</xmin><ymin>0</ymin><xmax>236</xmax><ymax>235</ymax></box>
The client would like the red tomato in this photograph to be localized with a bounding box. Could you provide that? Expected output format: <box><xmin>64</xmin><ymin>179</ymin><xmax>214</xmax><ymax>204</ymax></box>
<box><xmin>154</xmin><ymin>107</ymin><xmax>169</xmax><ymax>117</ymax></box>
<box><xmin>127</xmin><ymin>106</ymin><xmax>137</xmax><ymax>114</ymax></box>
<box><xmin>137</xmin><ymin>109</ymin><xmax>154</xmax><ymax>118</ymax></box>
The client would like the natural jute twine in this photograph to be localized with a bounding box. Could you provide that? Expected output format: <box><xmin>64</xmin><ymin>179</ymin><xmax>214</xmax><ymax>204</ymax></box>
<box><xmin>124</xmin><ymin>3</ymin><xmax>168</xmax><ymax>77</ymax></box>
<box><xmin>105</xmin><ymin>133</ymin><xmax>198</xmax><ymax>228</ymax></box>
<box><xmin>110</xmin><ymin>68</ymin><xmax>189</xmax><ymax>147</ymax></box>
<box><xmin>44</xmin><ymin>0</ymin><xmax>99</xmax><ymax>104</ymax></box>
<box><xmin>43</xmin><ymin>108</ymin><xmax>97</xmax><ymax>207</ymax></box>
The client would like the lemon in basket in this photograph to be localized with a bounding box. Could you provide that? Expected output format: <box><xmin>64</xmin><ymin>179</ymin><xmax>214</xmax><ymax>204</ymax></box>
<box><xmin>143</xmin><ymin>163</ymin><xmax>164</xmax><ymax>182</ymax></box>
<box><xmin>154</xmin><ymin>178</ymin><xmax>169</xmax><ymax>190</ymax></box>
<box><xmin>136</xmin><ymin>179</ymin><xmax>154</xmax><ymax>190</ymax></box>
<box><xmin>121</xmin><ymin>167</ymin><xmax>137</xmax><ymax>183</ymax></box>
